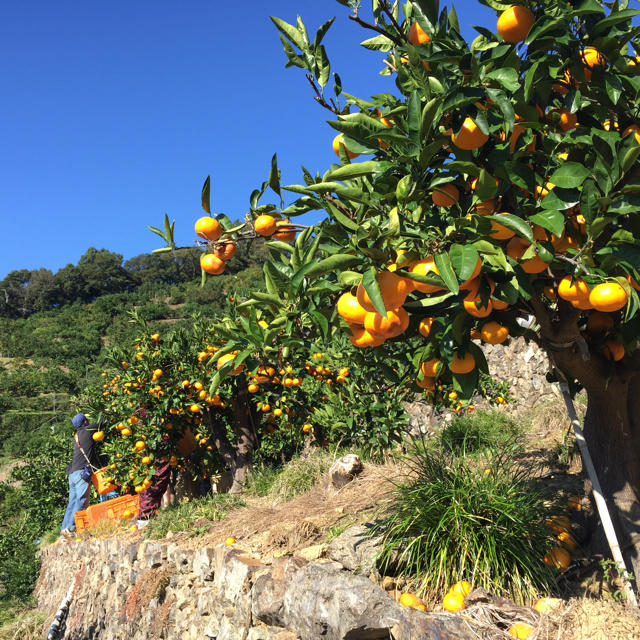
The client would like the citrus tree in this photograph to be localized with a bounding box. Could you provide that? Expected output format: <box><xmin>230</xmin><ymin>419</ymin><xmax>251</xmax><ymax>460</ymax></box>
<box><xmin>175</xmin><ymin>0</ymin><xmax>640</xmax><ymax>577</ymax></box>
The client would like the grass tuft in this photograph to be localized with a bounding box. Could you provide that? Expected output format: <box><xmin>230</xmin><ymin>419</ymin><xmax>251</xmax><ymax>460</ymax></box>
<box><xmin>439</xmin><ymin>409</ymin><xmax>522</xmax><ymax>455</ymax></box>
<box><xmin>145</xmin><ymin>493</ymin><xmax>244</xmax><ymax>540</ymax></box>
<box><xmin>267</xmin><ymin>448</ymin><xmax>333</xmax><ymax>504</ymax></box>
<box><xmin>373</xmin><ymin>438</ymin><xmax>556</xmax><ymax>604</ymax></box>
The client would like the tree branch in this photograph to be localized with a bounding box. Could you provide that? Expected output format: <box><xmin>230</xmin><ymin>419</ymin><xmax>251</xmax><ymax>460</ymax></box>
<box><xmin>347</xmin><ymin>14</ymin><xmax>404</xmax><ymax>47</ymax></box>
<box><xmin>305</xmin><ymin>74</ymin><xmax>341</xmax><ymax>115</ymax></box>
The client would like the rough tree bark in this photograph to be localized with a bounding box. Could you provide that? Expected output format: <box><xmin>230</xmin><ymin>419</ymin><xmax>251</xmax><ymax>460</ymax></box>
<box><xmin>531</xmin><ymin>296</ymin><xmax>640</xmax><ymax>582</ymax></box>
<box><xmin>205</xmin><ymin>382</ymin><xmax>259</xmax><ymax>494</ymax></box>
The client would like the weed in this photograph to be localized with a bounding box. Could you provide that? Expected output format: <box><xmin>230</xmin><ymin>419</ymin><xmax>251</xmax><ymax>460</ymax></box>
<box><xmin>268</xmin><ymin>448</ymin><xmax>333</xmax><ymax>504</ymax></box>
<box><xmin>244</xmin><ymin>464</ymin><xmax>280</xmax><ymax>497</ymax></box>
<box><xmin>326</xmin><ymin>524</ymin><xmax>348</xmax><ymax>541</ymax></box>
<box><xmin>145</xmin><ymin>493</ymin><xmax>244</xmax><ymax>540</ymax></box>
<box><xmin>599</xmin><ymin>558</ymin><xmax>635</xmax><ymax>603</ymax></box>
<box><xmin>372</xmin><ymin>439</ymin><xmax>556</xmax><ymax>604</ymax></box>
<box><xmin>439</xmin><ymin>410</ymin><xmax>522</xmax><ymax>456</ymax></box>
<box><xmin>548</xmin><ymin>428</ymin><xmax>579</xmax><ymax>470</ymax></box>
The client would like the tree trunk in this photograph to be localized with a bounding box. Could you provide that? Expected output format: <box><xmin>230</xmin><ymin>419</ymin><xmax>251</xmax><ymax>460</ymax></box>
<box><xmin>205</xmin><ymin>383</ymin><xmax>259</xmax><ymax>495</ymax></box>
<box><xmin>229</xmin><ymin>384</ymin><xmax>259</xmax><ymax>493</ymax></box>
<box><xmin>552</xmin><ymin>346</ymin><xmax>640</xmax><ymax>583</ymax></box>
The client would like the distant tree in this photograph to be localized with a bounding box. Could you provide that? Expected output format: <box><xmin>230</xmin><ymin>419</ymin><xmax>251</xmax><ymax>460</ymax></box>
<box><xmin>54</xmin><ymin>248</ymin><xmax>136</xmax><ymax>304</ymax></box>
<box><xmin>0</xmin><ymin>268</ymin><xmax>56</xmax><ymax>318</ymax></box>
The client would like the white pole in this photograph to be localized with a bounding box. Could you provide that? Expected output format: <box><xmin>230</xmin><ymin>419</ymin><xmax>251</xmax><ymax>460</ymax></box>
<box><xmin>558</xmin><ymin>380</ymin><xmax>638</xmax><ymax>607</ymax></box>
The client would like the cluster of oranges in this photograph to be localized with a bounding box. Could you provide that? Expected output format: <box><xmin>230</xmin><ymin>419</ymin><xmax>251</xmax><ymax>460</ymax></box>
<box><xmin>196</xmin><ymin>212</ymin><xmax>299</xmax><ymax>277</ymax></box>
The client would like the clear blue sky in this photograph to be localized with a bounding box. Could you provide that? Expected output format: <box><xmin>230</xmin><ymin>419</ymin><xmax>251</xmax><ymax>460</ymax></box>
<box><xmin>0</xmin><ymin>1</ymin><xmax>494</xmax><ymax>279</ymax></box>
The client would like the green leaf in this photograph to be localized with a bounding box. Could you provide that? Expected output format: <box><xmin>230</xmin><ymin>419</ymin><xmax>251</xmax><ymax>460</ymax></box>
<box><xmin>486</xmin><ymin>88</ymin><xmax>515</xmax><ymax>129</ymax></box>
<box><xmin>324</xmin><ymin>160</ymin><xmax>378</xmax><ymax>181</ymax></box>
<box><xmin>201</xmin><ymin>175</ymin><xmax>211</xmax><ymax>214</ymax></box>
<box><xmin>450</xmin><ymin>244</ymin><xmax>480</xmax><ymax>281</ymax></box>
<box><xmin>407</xmin><ymin>91</ymin><xmax>421</xmax><ymax>142</ymax></box>
<box><xmin>324</xmin><ymin>200</ymin><xmax>359</xmax><ymax>231</ymax></box>
<box><xmin>152</xmin><ymin>246</ymin><xmax>173</xmax><ymax>254</ymax></box>
<box><xmin>404</xmin><ymin>291</ymin><xmax>455</xmax><ymax>308</ymax></box>
<box><xmin>591</xmin><ymin>9</ymin><xmax>640</xmax><ymax>36</ymax></box>
<box><xmin>421</xmin><ymin>97</ymin><xmax>441</xmax><ymax>136</ymax></box>
<box><xmin>316</xmin><ymin>44</ymin><xmax>331</xmax><ymax>87</ymax></box>
<box><xmin>148</xmin><ymin>225</ymin><xmax>167</xmax><ymax>241</ymax></box>
<box><xmin>271</xmin><ymin>16</ymin><xmax>307</xmax><ymax>51</ymax></box>
<box><xmin>268</xmin><ymin>154</ymin><xmax>281</xmax><ymax>197</ymax></box>
<box><xmin>361</xmin><ymin>266</ymin><xmax>386</xmax><ymax>317</ymax></box>
<box><xmin>396</xmin><ymin>175</ymin><xmax>412</xmax><ymax>203</ymax></box>
<box><xmin>572</xmin><ymin>0</ymin><xmax>605</xmax><ymax>17</ymax></box>
<box><xmin>265</xmin><ymin>240</ymin><xmax>296</xmax><ymax>255</ymax></box>
<box><xmin>548</xmin><ymin>162</ymin><xmax>591</xmax><ymax>188</ymax></box>
<box><xmin>309</xmin><ymin>310</ymin><xmax>329</xmax><ymax>340</ymax></box>
<box><xmin>529</xmin><ymin>210</ymin><xmax>565</xmax><ymax>237</ymax></box>
<box><xmin>622</xmin><ymin>146</ymin><xmax>640</xmax><ymax>175</ymax></box>
<box><xmin>526</xmin><ymin>17</ymin><xmax>566</xmax><ymax>45</ymax></box>
<box><xmin>605</xmin><ymin>73</ymin><xmax>623</xmax><ymax>105</ymax></box>
<box><xmin>304</xmin><ymin>254</ymin><xmax>362</xmax><ymax>279</ymax></box>
<box><xmin>476</xmin><ymin>169</ymin><xmax>498</xmax><ymax>201</ymax></box>
<box><xmin>250</xmin><ymin>291</ymin><xmax>284</xmax><ymax>305</ymax></box>
<box><xmin>359</xmin><ymin>34</ymin><xmax>395</xmax><ymax>51</ymax></box>
<box><xmin>313</xmin><ymin>16</ymin><xmax>335</xmax><ymax>47</ymax></box>
<box><xmin>523</xmin><ymin>60</ymin><xmax>541</xmax><ymax>103</ymax></box>
<box><xmin>487</xmin><ymin>214</ymin><xmax>534</xmax><ymax>242</ymax></box>
<box><xmin>290</xmin><ymin>262</ymin><xmax>316</xmax><ymax>292</ymax></box>
<box><xmin>485</xmin><ymin>68</ymin><xmax>520</xmax><ymax>93</ymax></box>
<box><xmin>434</xmin><ymin>252</ymin><xmax>459</xmax><ymax>294</ymax></box>
<box><xmin>338</xmin><ymin>270</ymin><xmax>362</xmax><ymax>287</ymax></box>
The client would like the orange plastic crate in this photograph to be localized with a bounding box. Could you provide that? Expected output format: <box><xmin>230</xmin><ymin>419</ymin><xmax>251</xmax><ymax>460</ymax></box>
<box><xmin>91</xmin><ymin>467</ymin><xmax>118</xmax><ymax>495</ymax></box>
<box><xmin>86</xmin><ymin>494</ymin><xmax>140</xmax><ymax>526</ymax></box>
<box><xmin>74</xmin><ymin>509</ymin><xmax>90</xmax><ymax>532</ymax></box>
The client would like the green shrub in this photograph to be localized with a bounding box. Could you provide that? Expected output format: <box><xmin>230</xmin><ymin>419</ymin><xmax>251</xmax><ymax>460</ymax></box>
<box><xmin>373</xmin><ymin>441</ymin><xmax>555</xmax><ymax>604</ymax></box>
<box><xmin>439</xmin><ymin>410</ymin><xmax>521</xmax><ymax>455</ymax></box>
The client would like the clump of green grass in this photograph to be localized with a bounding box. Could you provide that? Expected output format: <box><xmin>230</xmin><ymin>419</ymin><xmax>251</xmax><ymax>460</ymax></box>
<box><xmin>439</xmin><ymin>409</ymin><xmax>521</xmax><ymax>455</ymax></box>
<box><xmin>145</xmin><ymin>493</ymin><xmax>244</xmax><ymax>540</ymax></box>
<box><xmin>268</xmin><ymin>448</ymin><xmax>333</xmax><ymax>504</ymax></box>
<box><xmin>373</xmin><ymin>440</ymin><xmax>556</xmax><ymax>604</ymax></box>
<box><xmin>244</xmin><ymin>464</ymin><xmax>280</xmax><ymax>497</ymax></box>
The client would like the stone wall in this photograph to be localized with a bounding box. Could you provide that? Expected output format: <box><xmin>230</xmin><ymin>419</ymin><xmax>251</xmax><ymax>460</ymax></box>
<box><xmin>404</xmin><ymin>336</ymin><xmax>560</xmax><ymax>435</ymax></box>
<box><xmin>36</xmin><ymin>533</ymin><xmax>471</xmax><ymax>640</ymax></box>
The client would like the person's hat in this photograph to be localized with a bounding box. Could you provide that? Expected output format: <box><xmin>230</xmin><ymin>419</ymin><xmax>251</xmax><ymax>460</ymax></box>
<box><xmin>72</xmin><ymin>413</ymin><xmax>87</xmax><ymax>428</ymax></box>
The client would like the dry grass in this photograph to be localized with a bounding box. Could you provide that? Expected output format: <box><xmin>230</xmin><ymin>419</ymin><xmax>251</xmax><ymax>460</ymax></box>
<box><xmin>0</xmin><ymin>606</ymin><xmax>47</xmax><ymax>640</ymax></box>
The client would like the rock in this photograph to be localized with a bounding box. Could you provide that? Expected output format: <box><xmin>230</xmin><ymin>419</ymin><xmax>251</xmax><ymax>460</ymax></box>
<box><xmin>296</xmin><ymin>544</ymin><xmax>326</xmax><ymax>562</ymax></box>
<box><xmin>327</xmin><ymin>525</ymin><xmax>381</xmax><ymax>575</ymax></box>
<box><xmin>192</xmin><ymin>547</ymin><xmax>217</xmax><ymax>581</ymax></box>
<box><xmin>252</xmin><ymin>556</ymin><xmax>307</xmax><ymax>627</ymax></box>
<box><xmin>327</xmin><ymin>454</ymin><xmax>364</xmax><ymax>490</ymax></box>
<box><xmin>282</xmin><ymin>563</ymin><xmax>470</xmax><ymax>640</ymax></box>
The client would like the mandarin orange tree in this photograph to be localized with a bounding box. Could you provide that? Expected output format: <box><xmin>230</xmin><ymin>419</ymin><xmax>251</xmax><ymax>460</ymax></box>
<box><xmin>172</xmin><ymin>0</ymin><xmax>640</xmax><ymax>576</ymax></box>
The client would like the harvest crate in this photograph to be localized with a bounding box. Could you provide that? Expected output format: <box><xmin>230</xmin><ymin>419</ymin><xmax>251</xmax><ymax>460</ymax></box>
<box><xmin>91</xmin><ymin>467</ymin><xmax>118</xmax><ymax>495</ymax></box>
<box><xmin>74</xmin><ymin>509</ymin><xmax>90</xmax><ymax>532</ymax></box>
<box><xmin>86</xmin><ymin>494</ymin><xmax>140</xmax><ymax>527</ymax></box>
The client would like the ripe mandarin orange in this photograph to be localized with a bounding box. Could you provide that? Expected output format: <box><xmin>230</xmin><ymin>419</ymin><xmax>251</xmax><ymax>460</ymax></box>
<box><xmin>200</xmin><ymin>253</ymin><xmax>225</xmax><ymax>275</ymax></box>
<box><xmin>497</xmin><ymin>5</ymin><xmax>535</xmax><ymax>43</ymax></box>
<box><xmin>254</xmin><ymin>214</ymin><xmax>277</xmax><ymax>237</ymax></box>
<box><xmin>588</xmin><ymin>282</ymin><xmax>628</xmax><ymax>312</ymax></box>
<box><xmin>195</xmin><ymin>216</ymin><xmax>222</xmax><ymax>242</ymax></box>
<box><xmin>432</xmin><ymin>183</ymin><xmax>460</xmax><ymax>207</ymax></box>
<box><xmin>451</xmin><ymin>117</ymin><xmax>488</xmax><ymax>150</ymax></box>
<box><xmin>332</xmin><ymin>133</ymin><xmax>359</xmax><ymax>159</ymax></box>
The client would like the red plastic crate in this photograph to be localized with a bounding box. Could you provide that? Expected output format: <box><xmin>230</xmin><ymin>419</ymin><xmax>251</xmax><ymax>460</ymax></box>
<box><xmin>86</xmin><ymin>494</ymin><xmax>140</xmax><ymax>527</ymax></box>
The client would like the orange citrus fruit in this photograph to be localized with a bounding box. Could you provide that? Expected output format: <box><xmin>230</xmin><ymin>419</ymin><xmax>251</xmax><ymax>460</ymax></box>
<box><xmin>497</xmin><ymin>5</ymin><xmax>535</xmax><ymax>43</ymax></box>
<box><xmin>588</xmin><ymin>282</ymin><xmax>628</xmax><ymax>312</ymax></box>
<box><xmin>544</xmin><ymin>546</ymin><xmax>571</xmax><ymax>571</ymax></box>
<box><xmin>336</xmin><ymin>291</ymin><xmax>368</xmax><ymax>325</ymax></box>
<box><xmin>356</xmin><ymin>271</ymin><xmax>413</xmax><ymax>312</ymax></box>
<box><xmin>200</xmin><ymin>253</ymin><xmax>225</xmax><ymax>275</ymax></box>
<box><xmin>603</xmin><ymin>339</ymin><xmax>625</xmax><ymax>362</ymax></box>
<box><xmin>213</xmin><ymin>241</ymin><xmax>237</xmax><ymax>261</ymax></box>
<box><xmin>507</xmin><ymin>622</ymin><xmax>534</xmax><ymax>639</ymax></box>
<box><xmin>254</xmin><ymin>214</ymin><xmax>277</xmax><ymax>237</ymax></box>
<box><xmin>195</xmin><ymin>216</ymin><xmax>222</xmax><ymax>242</ymax></box>
<box><xmin>332</xmin><ymin>133</ymin><xmax>359</xmax><ymax>159</ymax></box>
<box><xmin>442</xmin><ymin>591</ymin><xmax>466</xmax><ymax>612</ymax></box>
<box><xmin>408</xmin><ymin>22</ymin><xmax>430</xmax><ymax>45</ymax></box>
<box><xmin>451</xmin><ymin>117</ymin><xmax>488</xmax><ymax>150</ymax></box>
<box><xmin>409</xmin><ymin>257</ymin><xmax>443</xmax><ymax>293</ymax></box>
<box><xmin>449</xmin><ymin>351</ymin><xmax>476</xmax><ymax>374</ymax></box>
<box><xmin>480</xmin><ymin>321</ymin><xmax>509</xmax><ymax>344</ymax></box>
<box><xmin>432</xmin><ymin>183</ymin><xmax>460</xmax><ymax>207</ymax></box>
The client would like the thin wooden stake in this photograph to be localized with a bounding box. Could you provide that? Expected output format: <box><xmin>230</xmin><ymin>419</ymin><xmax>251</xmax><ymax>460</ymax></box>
<box><xmin>558</xmin><ymin>380</ymin><xmax>638</xmax><ymax>607</ymax></box>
